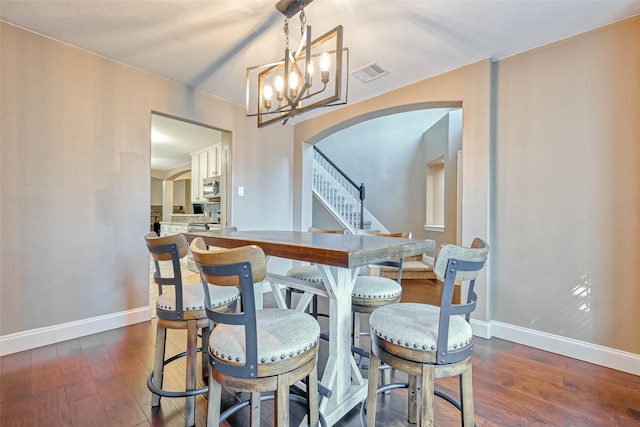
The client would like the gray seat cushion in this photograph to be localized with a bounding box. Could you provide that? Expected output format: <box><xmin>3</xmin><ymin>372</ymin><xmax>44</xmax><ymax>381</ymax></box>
<box><xmin>286</xmin><ymin>265</ymin><xmax>323</xmax><ymax>282</ymax></box>
<box><xmin>370</xmin><ymin>303</ymin><xmax>472</xmax><ymax>353</ymax></box>
<box><xmin>210</xmin><ymin>308</ymin><xmax>320</xmax><ymax>364</ymax></box>
<box><xmin>353</xmin><ymin>276</ymin><xmax>402</xmax><ymax>299</ymax></box>
<box><xmin>156</xmin><ymin>283</ymin><xmax>239</xmax><ymax>311</ymax></box>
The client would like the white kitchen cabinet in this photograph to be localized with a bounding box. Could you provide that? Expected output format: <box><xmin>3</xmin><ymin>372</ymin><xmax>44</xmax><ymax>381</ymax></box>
<box><xmin>199</xmin><ymin>150</ymin><xmax>208</xmax><ymax>180</ymax></box>
<box><xmin>159</xmin><ymin>222</ymin><xmax>188</xmax><ymax>237</ymax></box>
<box><xmin>191</xmin><ymin>144</ymin><xmax>221</xmax><ymax>202</ymax></box>
<box><xmin>207</xmin><ymin>144</ymin><xmax>221</xmax><ymax>177</ymax></box>
<box><xmin>190</xmin><ymin>155</ymin><xmax>199</xmax><ymax>203</ymax></box>
<box><xmin>190</xmin><ymin>150</ymin><xmax>209</xmax><ymax>202</ymax></box>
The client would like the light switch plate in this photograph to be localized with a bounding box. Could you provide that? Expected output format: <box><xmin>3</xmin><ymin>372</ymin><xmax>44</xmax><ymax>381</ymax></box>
<box><xmin>238</xmin><ymin>186</ymin><xmax>244</xmax><ymax>196</ymax></box>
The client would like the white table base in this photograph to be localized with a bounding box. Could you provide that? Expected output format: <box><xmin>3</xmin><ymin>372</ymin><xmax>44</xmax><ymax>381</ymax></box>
<box><xmin>266</xmin><ymin>264</ymin><xmax>367</xmax><ymax>426</ymax></box>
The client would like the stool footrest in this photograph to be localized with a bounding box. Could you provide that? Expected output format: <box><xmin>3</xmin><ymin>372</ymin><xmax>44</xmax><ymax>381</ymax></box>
<box><xmin>219</xmin><ymin>392</ymin><xmax>328</xmax><ymax>426</ymax></box>
<box><xmin>360</xmin><ymin>382</ymin><xmax>478</xmax><ymax>427</ymax></box>
<box><xmin>147</xmin><ymin>348</ymin><xmax>208</xmax><ymax>399</ymax></box>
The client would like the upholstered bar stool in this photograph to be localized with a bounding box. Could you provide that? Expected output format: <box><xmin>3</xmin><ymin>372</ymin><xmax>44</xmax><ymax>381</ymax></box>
<box><xmin>351</xmin><ymin>231</ymin><xmax>411</xmax><ymax>349</ymax></box>
<box><xmin>144</xmin><ymin>232</ymin><xmax>240</xmax><ymax>427</ymax></box>
<box><xmin>284</xmin><ymin>227</ymin><xmax>347</xmax><ymax>315</ymax></box>
<box><xmin>365</xmin><ymin>238</ymin><xmax>490</xmax><ymax>427</ymax></box>
<box><xmin>190</xmin><ymin>237</ymin><xmax>321</xmax><ymax>427</ymax></box>
<box><xmin>351</xmin><ymin>231</ymin><xmax>410</xmax><ymax>391</ymax></box>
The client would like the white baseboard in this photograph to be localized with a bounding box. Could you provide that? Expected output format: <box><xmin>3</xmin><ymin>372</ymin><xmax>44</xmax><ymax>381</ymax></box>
<box><xmin>0</xmin><ymin>306</ymin><xmax>152</xmax><ymax>357</ymax></box>
<box><xmin>3</xmin><ymin>308</ymin><xmax>638</xmax><ymax>377</ymax></box>
<box><xmin>470</xmin><ymin>319</ymin><xmax>492</xmax><ymax>339</ymax></box>
<box><xmin>471</xmin><ymin>319</ymin><xmax>640</xmax><ymax>376</ymax></box>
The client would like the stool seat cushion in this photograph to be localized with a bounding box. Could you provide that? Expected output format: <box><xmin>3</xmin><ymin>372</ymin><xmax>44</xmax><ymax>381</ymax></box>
<box><xmin>156</xmin><ymin>283</ymin><xmax>239</xmax><ymax>311</ymax></box>
<box><xmin>286</xmin><ymin>265</ymin><xmax>323</xmax><ymax>282</ymax></box>
<box><xmin>210</xmin><ymin>308</ymin><xmax>320</xmax><ymax>364</ymax></box>
<box><xmin>353</xmin><ymin>276</ymin><xmax>402</xmax><ymax>299</ymax></box>
<box><xmin>370</xmin><ymin>303</ymin><xmax>473</xmax><ymax>353</ymax></box>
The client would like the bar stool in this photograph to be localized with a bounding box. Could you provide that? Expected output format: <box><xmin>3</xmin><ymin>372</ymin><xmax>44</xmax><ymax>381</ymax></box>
<box><xmin>364</xmin><ymin>238</ymin><xmax>490</xmax><ymax>426</ymax></box>
<box><xmin>350</xmin><ymin>231</ymin><xmax>410</xmax><ymax>391</ymax></box>
<box><xmin>190</xmin><ymin>237</ymin><xmax>321</xmax><ymax>427</ymax></box>
<box><xmin>351</xmin><ymin>231</ymin><xmax>411</xmax><ymax>349</ymax></box>
<box><xmin>144</xmin><ymin>232</ymin><xmax>240</xmax><ymax>427</ymax></box>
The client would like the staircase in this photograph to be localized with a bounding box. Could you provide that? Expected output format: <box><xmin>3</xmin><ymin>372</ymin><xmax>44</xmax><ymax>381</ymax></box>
<box><xmin>312</xmin><ymin>147</ymin><xmax>387</xmax><ymax>234</ymax></box>
<box><xmin>312</xmin><ymin>147</ymin><xmax>436</xmax><ymax>280</ymax></box>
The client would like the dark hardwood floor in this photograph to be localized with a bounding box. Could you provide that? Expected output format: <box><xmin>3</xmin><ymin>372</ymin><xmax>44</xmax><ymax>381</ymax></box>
<box><xmin>2</xmin><ymin>280</ymin><xmax>639</xmax><ymax>426</ymax></box>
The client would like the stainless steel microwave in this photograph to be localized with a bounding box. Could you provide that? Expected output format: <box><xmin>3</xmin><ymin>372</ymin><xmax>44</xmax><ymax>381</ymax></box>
<box><xmin>203</xmin><ymin>176</ymin><xmax>220</xmax><ymax>198</ymax></box>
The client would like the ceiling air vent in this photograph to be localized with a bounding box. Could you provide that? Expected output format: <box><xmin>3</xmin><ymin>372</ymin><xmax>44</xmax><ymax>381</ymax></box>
<box><xmin>351</xmin><ymin>62</ymin><xmax>389</xmax><ymax>83</ymax></box>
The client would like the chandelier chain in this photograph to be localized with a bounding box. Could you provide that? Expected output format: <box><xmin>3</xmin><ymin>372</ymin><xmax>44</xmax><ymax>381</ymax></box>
<box><xmin>299</xmin><ymin>0</ymin><xmax>306</xmax><ymax>35</ymax></box>
<box><xmin>284</xmin><ymin>18</ymin><xmax>289</xmax><ymax>50</ymax></box>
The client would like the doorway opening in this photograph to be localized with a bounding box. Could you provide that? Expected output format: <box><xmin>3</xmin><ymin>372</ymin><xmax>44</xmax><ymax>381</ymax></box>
<box><xmin>149</xmin><ymin>112</ymin><xmax>232</xmax><ymax>314</ymax></box>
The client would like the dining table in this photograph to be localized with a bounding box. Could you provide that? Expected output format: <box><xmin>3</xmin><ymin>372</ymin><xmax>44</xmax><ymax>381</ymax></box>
<box><xmin>183</xmin><ymin>229</ymin><xmax>435</xmax><ymax>426</ymax></box>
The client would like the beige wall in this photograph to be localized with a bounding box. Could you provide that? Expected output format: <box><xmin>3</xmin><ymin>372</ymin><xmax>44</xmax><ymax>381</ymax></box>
<box><xmin>493</xmin><ymin>16</ymin><xmax>640</xmax><ymax>352</ymax></box>
<box><xmin>422</xmin><ymin>110</ymin><xmax>462</xmax><ymax>249</ymax></box>
<box><xmin>293</xmin><ymin>62</ymin><xmax>492</xmax><ymax>320</ymax></box>
<box><xmin>0</xmin><ymin>22</ymin><xmax>294</xmax><ymax>337</ymax></box>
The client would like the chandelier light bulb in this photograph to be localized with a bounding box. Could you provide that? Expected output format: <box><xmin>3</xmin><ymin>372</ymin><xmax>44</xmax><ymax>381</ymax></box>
<box><xmin>263</xmin><ymin>84</ymin><xmax>273</xmax><ymax>110</ymax></box>
<box><xmin>306</xmin><ymin>60</ymin><xmax>314</xmax><ymax>92</ymax></box>
<box><xmin>320</xmin><ymin>52</ymin><xmax>331</xmax><ymax>84</ymax></box>
<box><xmin>289</xmin><ymin>71</ymin><xmax>299</xmax><ymax>89</ymax></box>
<box><xmin>289</xmin><ymin>71</ymin><xmax>299</xmax><ymax>99</ymax></box>
<box><xmin>263</xmin><ymin>85</ymin><xmax>273</xmax><ymax>100</ymax></box>
<box><xmin>275</xmin><ymin>75</ymin><xmax>284</xmax><ymax>91</ymax></box>
<box><xmin>320</xmin><ymin>52</ymin><xmax>330</xmax><ymax>72</ymax></box>
<box><xmin>275</xmin><ymin>75</ymin><xmax>284</xmax><ymax>101</ymax></box>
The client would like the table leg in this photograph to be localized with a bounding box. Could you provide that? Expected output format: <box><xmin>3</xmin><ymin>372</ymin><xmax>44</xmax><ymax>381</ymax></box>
<box><xmin>315</xmin><ymin>265</ymin><xmax>367</xmax><ymax>426</ymax></box>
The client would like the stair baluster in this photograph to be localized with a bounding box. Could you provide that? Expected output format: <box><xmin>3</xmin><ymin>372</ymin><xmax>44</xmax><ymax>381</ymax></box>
<box><xmin>312</xmin><ymin>147</ymin><xmax>387</xmax><ymax>233</ymax></box>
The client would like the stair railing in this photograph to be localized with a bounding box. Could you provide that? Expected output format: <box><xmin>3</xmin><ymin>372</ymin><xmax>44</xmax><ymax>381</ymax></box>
<box><xmin>313</xmin><ymin>146</ymin><xmax>365</xmax><ymax>230</ymax></box>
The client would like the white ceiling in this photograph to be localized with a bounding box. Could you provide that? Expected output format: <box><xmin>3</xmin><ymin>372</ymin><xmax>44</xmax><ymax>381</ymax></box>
<box><xmin>3</xmin><ymin>0</ymin><xmax>640</xmax><ymax>169</ymax></box>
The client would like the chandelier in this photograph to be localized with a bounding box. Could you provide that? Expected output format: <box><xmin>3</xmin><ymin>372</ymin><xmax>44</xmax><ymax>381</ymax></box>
<box><xmin>245</xmin><ymin>0</ymin><xmax>348</xmax><ymax>128</ymax></box>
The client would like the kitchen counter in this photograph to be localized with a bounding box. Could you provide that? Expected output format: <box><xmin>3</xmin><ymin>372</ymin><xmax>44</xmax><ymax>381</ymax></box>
<box><xmin>168</xmin><ymin>214</ymin><xmax>212</xmax><ymax>223</ymax></box>
<box><xmin>159</xmin><ymin>220</ymin><xmax>220</xmax><ymax>237</ymax></box>
<box><xmin>159</xmin><ymin>220</ymin><xmax>220</xmax><ymax>226</ymax></box>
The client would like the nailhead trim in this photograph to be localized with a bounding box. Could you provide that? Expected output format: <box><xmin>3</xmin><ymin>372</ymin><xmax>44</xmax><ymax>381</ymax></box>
<box><xmin>371</xmin><ymin>327</ymin><xmax>468</xmax><ymax>353</ymax></box>
<box><xmin>216</xmin><ymin>339</ymin><xmax>320</xmax><ymax>364</ymax></box>
<box><xmin>249</xmin><ymin>339</ymin><xmax>318</xmax><ymax>364</ymax></box>
<box><xmin>352</xmin><ymin>291</ymin><xmax>402</xmax><ymax>298</ymax></box>
<box><xmin>286</xmin><ymin>266</ymin><xmax>323</xmax><ymax>282</ymax></box>
<box><xmin>156</xmin><ymin>290</ymin><xmax>239</xmax><ymax>311</ymax></box>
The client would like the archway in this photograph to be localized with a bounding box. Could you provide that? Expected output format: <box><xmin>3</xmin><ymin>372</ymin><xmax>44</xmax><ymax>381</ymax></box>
<box><xmin>297</xmin><ymin>102</ymin><xmax>463</xmax><ymax>247</ymax></box>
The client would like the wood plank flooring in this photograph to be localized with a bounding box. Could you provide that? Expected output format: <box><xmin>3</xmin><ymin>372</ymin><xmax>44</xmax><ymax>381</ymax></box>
<box><xmin>2</xmin><ymin>280</ymin><xmax>639</xmax><ymax>426</ymax></box>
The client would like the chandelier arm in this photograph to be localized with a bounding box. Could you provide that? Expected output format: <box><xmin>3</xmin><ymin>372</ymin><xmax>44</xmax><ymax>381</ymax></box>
<box><xmin>282</xmin><ymin>47</ymin><xmax>293</xmax><ymax>105</ymax></box>
<box><xmin>301</xmin><ymin>83</ymin><xmax>328</xmax><ymax>101</ymax></box>
<box><xmin>293</xmin><ymin>25</ymin><xmax>309</xmax><ymax>63</ymax></box>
